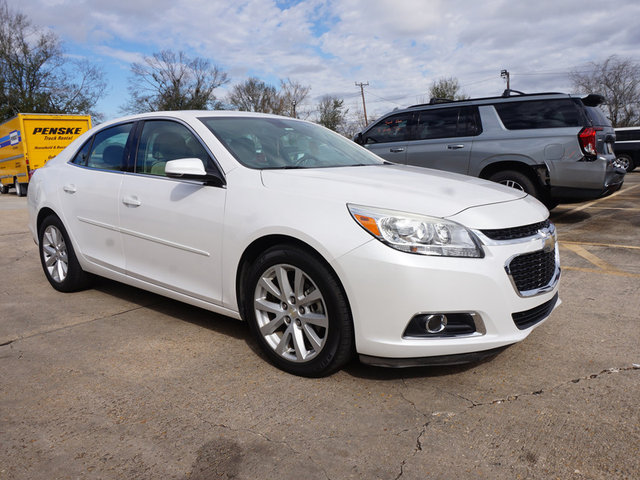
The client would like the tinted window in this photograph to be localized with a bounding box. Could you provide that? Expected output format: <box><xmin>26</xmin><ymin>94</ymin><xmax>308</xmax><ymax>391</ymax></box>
<box><xmin>584</xmin><ymin>106</ymin><xmax>611</xmax><ymax>127</ymax></box>
<box><xmin>415</xmin><ymin>106</ymin><xmax>481</xmax><ymax>140</ymax></box>
<box><xmin>364</xmin><ymin>112</ymin><xmax>414</xmax><ymax>144</ymax></box>
<box><xmin>71</xmin><ymin>123</ymin><xmax>132</xmax><ymax>171</ymax></box>
<box><xmin>615</xmin><ymin>129</ymin><xmax>640</xmax><ymax>141</ymax></box>
<box><xmin>135</xmin><ymin>120</ymin><xmax>212</xmax><ymax>176</ymax></box>
<box><xmin>495</xmin><ymin>99</ymin><xmax>583</xmax><ymax>129</ymax></box>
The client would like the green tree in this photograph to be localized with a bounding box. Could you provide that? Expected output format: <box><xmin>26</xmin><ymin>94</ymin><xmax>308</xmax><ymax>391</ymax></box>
<box><xmin>570</xmin><ymin>55</ymin><xmax>640</xmax><ymax>127</ymax></box>
<box><xmin>124</xmin><ymin>50</ymin><xmax>229</xmax><ymax>113</ymax></box>
<box><xmin>428</xmin><ymin>76</ymin><xmax>468</xmax><ymax>101</ymax></box>
<box><xmin>0</xmin><ymin>0</ymin><xmax>105</xmax><ymax>121</ymax></box>
<box><xmin>316</xmin><ymin>95</ymin><xmax>348</xmax><ymax>133</ymax></box>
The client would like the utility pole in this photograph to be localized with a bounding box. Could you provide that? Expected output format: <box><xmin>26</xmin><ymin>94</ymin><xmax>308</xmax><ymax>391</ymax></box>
<box><xmin>501</xmin><ymin>69</ymin><xmax>510</xmax><ymax>90</ymax></box>
<box><xmin>292</xmin><ymin>100</ymin><xmax>297</xmax><ymax>118</ymax></box>
<box><xmin>355</xmin><ymin>81</ymin><xmax>369</xmax><ymax>125</ymax></box>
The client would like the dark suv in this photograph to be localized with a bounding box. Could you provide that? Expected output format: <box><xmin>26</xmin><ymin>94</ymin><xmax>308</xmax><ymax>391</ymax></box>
<box><xmin>355</xmin><ymin>91</ymin><xmax>625</xmax><ymax>208</ymax></box>
<box><xmin>614</xmin><ymin>127</ymin><xmax>640</xmax><ymax>172</ymax></box>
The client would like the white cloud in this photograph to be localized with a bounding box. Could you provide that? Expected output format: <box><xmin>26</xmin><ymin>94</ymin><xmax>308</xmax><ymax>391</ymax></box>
<box><xmin>7</xmin><ymin>0</ymin><xmax>640</xmax><ymax>120</ymax></box>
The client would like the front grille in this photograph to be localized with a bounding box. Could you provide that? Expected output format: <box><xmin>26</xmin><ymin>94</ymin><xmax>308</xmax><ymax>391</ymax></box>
<box><xmin>512</xmin><ymin>293</ymin><xmax>559</xmax><ymax>330</ymax></box>
<box><xmin>507</xmin><ymin>249</ymin><xmax>557</xmax><ymax>293</ymax></box>
<box><xmin>482</xmin><ymin>219</ymin><xmax>550</xmax><ymax>241</ymax></box>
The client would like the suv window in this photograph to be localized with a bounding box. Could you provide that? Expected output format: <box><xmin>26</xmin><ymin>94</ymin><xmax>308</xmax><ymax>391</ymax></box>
<box><xmin>134</xmin><ymin>120</ymin><xmax>211</xmax><ymax>176</ymax></box>
<box><xmin>364</xmin><ymin>112</ymin><xmax>414</xmax><ymax>144</ymax></box>
<box><xmin>495</xmin><ymin>99</ymin><xmax>583</xmax><ymax>129</ymax></box>
<box><xmin>71</xmin><ymin>123</ymin><xmax>133</xmax><ymax>171</ymax></box>
<box><xmin>416</xmin><ymin>106</ymin><xmax>481</xmax><ymax>140</ymax></box>
<box><xmin>616</xmin><ymin>128</ymin><xmax>640</xmax><ymax>141</ymax></box>
<box><xmin>584</xmin><ymin>106</ymin><xmax>612</xmax><ymax>127</ymax></box>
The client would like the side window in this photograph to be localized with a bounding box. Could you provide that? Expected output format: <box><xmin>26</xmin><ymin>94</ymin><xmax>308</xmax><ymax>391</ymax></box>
<box><xmin>135</xmin><ymin>120</ymin><xmax>211</xmax><ymax>176</ymax></box>
<box><xmin>364</xmin><ymin>112</ymin><xmax>414</xmax><ymax>144</ymax></box>
<box><xmin>416</xmin><ymin>107</ymin><xmax>462</xmax><ymax>140</ymax></box>
<box><xmin>71</xmin><ymin>123</ymin><xmax>132</xmax><ymax>171</ymax></box>
<box><xmin>495</xmin><ymin>100</ymin><xmax>582</xmax><ymax>130</ymax></box>
<box><xmin>71</xmin><ymin>139</ymin><xmax>93</xmax><ymax>166</ymax></box>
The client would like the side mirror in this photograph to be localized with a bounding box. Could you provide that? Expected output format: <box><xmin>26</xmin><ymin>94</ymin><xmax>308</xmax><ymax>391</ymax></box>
<box><xmin>165</xmin><ymin>158</ymin><xmax>225</xmax><ymax>187</ymax></box>
<box><xmin>353</xmin><ymin>132</ymin><xmax>364</xmax><ymax>145</ymax></box>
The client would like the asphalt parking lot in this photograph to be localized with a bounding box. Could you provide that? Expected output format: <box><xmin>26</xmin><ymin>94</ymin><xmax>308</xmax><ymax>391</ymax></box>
<box><xmin>1</xmin><ymin>174</ymin><xmax>639</xmax><ymax>480</ymax></box>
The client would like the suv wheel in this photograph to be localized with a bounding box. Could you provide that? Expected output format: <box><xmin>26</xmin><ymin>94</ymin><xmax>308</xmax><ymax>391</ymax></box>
<box><xmin>489</xmin><ymin>170</ymin><xmax>538</xmax><ymax>198</ymax></box>
<box><xmin>616</xmin><ymin>154</ymin><xmax>635</xmax><ymax>172</ymax></box>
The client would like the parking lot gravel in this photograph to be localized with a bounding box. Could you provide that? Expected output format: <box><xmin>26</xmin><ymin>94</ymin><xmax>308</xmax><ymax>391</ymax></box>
<box><xmin>1</xmin><ymin>173</ymin><xmax>639</xmax><ymax>479</ymax></box>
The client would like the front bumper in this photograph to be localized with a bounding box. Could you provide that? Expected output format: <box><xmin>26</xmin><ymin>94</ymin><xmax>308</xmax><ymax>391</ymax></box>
<box><xmin>333</xmin><ymin>232</ymin><xmax>560</xmax><ymax>361</ymax></box>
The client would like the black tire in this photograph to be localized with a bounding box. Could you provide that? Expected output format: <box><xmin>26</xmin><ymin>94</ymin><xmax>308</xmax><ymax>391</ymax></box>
<box><xmin>0</xmin><ymin>184</ymin><xmax>8</xmax><ymax>194</ymax></box>
<box><xmin>616</xmin><ymin>154</ymin><xmax>635</xmax><ymax>172</ymax></box>
<box><xmin>38</xmin><ymin>215</ymin><xmax>92</xmax><ymax>292</ymax></box>
<box><xmin>243</xmin><ymin>245</ymin><xmax>354</xmax><ymax>377</ymax></box>
<box><xmin>15</xmin><ymin>181</ymin><xmax>26</xmax><ymax>197</ymax></box>
<box><xmin>488</xmin><ymin>170</ymin><xmax>539</xmax><ymax>198</ymax></box>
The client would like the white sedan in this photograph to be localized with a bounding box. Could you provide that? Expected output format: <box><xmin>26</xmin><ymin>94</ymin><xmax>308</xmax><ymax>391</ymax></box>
<box><xmin>28</xmin><ymin>111</ymin><xmax>560</xmax><ymax>376</ymax></box>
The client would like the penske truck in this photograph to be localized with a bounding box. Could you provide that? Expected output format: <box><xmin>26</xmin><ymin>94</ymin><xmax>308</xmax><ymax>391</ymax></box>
<box><xmin>0</xmin><ymin>114</ymin><xmax>92</xmax><ymax>196</ymax></box>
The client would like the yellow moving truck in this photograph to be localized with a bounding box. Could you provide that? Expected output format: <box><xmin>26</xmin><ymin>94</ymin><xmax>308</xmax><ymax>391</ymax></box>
<box><xmin>0</xmin><ymin>114</ymin><xmax>92</xmax><ymax>196</ymax></box>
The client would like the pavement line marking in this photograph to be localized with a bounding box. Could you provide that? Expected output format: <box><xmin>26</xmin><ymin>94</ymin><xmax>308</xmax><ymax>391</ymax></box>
<box><xmin>560</xmin><ymin>240</ymin><xmax>640</xmax><ymax>251</ymax></box>
<box><xmin>553</xmin><ymin>183</ymin><xmax>640</xmax><ymax>220</ymax></box>
<box><xmin>562</xmin><ymin>266</ymin><xmax>640</xmax><ymax>278</ymax></box>
<box><xmin>561</xmin><ymin>242</ymin><xmax>619</xmax><ymax>272</ymax></box>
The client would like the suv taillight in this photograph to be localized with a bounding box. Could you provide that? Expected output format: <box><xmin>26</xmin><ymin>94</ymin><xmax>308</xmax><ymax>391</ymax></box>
<box><xmin>578</xmin><ymin>127</ymin><xmax>602</xmax><ymax>159</ymax></box>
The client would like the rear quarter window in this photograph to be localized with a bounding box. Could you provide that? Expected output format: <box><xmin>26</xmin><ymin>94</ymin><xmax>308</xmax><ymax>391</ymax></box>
<box><xmin>584</xmin><ymin>106</ymin><xmax>612</xmax><ymax>127</ymax></box>
<box><xmin>495</xmin><ymin>99</ymin><xmax>583</xmax><ymax>130</ymax></box>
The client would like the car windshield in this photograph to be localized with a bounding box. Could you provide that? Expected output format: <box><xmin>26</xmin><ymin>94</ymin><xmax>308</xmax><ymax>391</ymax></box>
<box><xmin>199</xmin><ymin>116</ymin><xmax>385</xmax><ymax>169</ymax></box>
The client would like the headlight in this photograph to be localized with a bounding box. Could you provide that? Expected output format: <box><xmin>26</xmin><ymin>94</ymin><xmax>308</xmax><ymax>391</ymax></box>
<box><xmin>348</xmin><ymin>204</ymin><xmax>483</xmax><ymax>258</ymax></box>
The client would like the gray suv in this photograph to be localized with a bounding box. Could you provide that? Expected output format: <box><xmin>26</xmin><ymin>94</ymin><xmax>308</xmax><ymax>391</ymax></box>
<box><xmin>355</xmin><ymin>91</ymin><xmax>625</xmax><ymax>208</ymax></box>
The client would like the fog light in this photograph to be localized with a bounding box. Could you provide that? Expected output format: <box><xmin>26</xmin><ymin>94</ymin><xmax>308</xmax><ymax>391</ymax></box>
<box><xmin>403</xmin><ymin>312</ymin><xmax>479</xmax><ymax>338</ymax></box>
<box><xmin>424</xmin><ymin>314</ymin><xmax>448</xmax><ymax>333</ymax></box>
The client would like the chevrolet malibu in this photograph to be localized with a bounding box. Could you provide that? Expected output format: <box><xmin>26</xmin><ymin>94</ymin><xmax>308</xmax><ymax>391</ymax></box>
<box><xmin>27</xmin><ymin>111</ymin><xmax>561</xmax><ymax>377</ymax></box>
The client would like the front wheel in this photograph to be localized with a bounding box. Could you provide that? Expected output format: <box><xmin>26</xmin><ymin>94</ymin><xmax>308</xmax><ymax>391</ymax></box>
<box><xmin>15</xmin><ymin>181</ymin><xmax>27</xmax><ymax>197</ymax></box>
<box><xmin>243</xmin><ymin>245</ymin><xmax>354</xmax><ymax>377</ymax></box>
<box><xmin>38</xmin><ymin>215</ymin><xmax>92</xmax><ymax>292</ymax></box>
<box><xmin>616</xmin><ymin>154</ymin><xmax>635</xmax><ymax>172</ymax></box>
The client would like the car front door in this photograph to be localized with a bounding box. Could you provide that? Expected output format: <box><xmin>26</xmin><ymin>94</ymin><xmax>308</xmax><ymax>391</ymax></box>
<box><xmin>60</xmin><ymin>123</ymin><xmax>133</xmax><ymax>273</ymax></box>
<box><xmin>405</xmin><ymin>106</ymin><xmax>480</xmax><ymax>175</ymax></box>
<box><xmin>119</xmin><ymin>119</ymin><xmax>226</xmax><ymax>304</ymax></box>
<box><xmin>362</xmin><ymin>112</ymin><xmax>415</xmax><ymax>164</ymax></box>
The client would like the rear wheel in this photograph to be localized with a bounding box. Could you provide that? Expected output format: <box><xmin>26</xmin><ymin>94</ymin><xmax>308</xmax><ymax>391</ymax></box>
<box><xmin>243</xmin><ymin>245</ymin><xmax>354</xmax><ymax>377</ymax></box>
<box><xmin>39</xmin><ymin>215</ymin><xmax>92</xmax><ymax>292</ymax></box>
<box><xmin>15</xmin><ymin>181</ymin><xmax>26</xmax><ymax>197</ymax></box>
<box><xmin>0</xmin><ymin>184</ymin><xmax>8</xmax><ymax>194</ymax></box>
<box><xmin>488</xmin><ymin>170</ymin><xmax>539</xmax><ymax>198</ymax></box>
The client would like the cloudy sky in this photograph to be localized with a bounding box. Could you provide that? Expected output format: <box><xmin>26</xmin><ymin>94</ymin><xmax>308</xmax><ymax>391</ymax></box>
<box><xmin>9</xmin><ymin>0</ymin><xmax>640</xmax><ymax>122</ymax></box>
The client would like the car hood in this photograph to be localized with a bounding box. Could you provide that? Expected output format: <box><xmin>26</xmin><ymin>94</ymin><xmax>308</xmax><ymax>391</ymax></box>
<box><xmin>260</xmin><ymin>164</ymin><xmax>546</xmax><ymax>227</ymax></box>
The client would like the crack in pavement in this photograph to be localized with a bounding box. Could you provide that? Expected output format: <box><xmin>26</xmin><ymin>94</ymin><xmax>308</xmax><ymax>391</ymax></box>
<box><xmin>392</xmin><ymin>364</ymin><xmax>639</xmax><ymax>478</ymax></box>
<box><xmin>0</xmin><ymin>302</ymin><xmax>166</xmax><ymax>346</ymax></box>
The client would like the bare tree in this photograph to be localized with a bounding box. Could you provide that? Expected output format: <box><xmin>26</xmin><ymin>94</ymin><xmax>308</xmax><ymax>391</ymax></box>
<box><xmin>570</xmin><ymin>55</ymin><xmax>640</xmax><ymax>127</ymax></box>
<box><xmin>227</xmin><ymin>77</ymin><xmax>281</xmax><ymax>113</ymax></box>
<box><xmin>228</xmin><ymin>77</ymin><xmax>310</xmax><ymax>117</ymax></box>
<box><xmin>279</xmin><ymin>78</ymin><xmax>311</xmax><ymax>118</ymax></box>
<box><xmin>316</xmin><ymin>95</ymin><xmax>348</xmax><ymax>133</ymax></box>
<box><xmin>0</xmin><ymin>0</ymin><xmax>106</xmax><ymax>121</ymax></box>
<box><xmin>124</xmin><ymin>50</ymin><xmax>229</xmax><ymax>113</ymax></box>
<box><xmin>428</xmin><ymin>76</ymin><xmax>468</xmax><ymax>101</ymax></box>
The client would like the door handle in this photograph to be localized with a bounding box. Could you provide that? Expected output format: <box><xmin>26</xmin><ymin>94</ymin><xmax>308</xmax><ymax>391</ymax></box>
<box><xmin>122</xmin><ymin>195</ymin><xmax>141</xmax><ymax>207</ymax></box>
<box><xmin>447</xmin><ymin>144</ymin><xmax>465</xmax><ymax>150</ymax></box>
<box><xmin>389</xmin><ymin>147</ymin><xmax>406</xmax><ymax>153</ymax></box>
<box><xmin>63</xmin><ymin>184</ymin><xmax>77</xmax><ymax>194</ymax></box>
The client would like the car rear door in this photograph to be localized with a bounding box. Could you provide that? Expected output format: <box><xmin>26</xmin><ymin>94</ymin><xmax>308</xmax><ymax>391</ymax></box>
<box><xmin>119</xmin><ymin>119</ymin><xmax>226</xmax><ymax>304</ymax></box>
<box><xmin>60</xmin><ymin>122</ymin><xmax>134</xmax><ymax>272</ymax></box>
